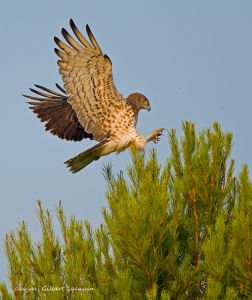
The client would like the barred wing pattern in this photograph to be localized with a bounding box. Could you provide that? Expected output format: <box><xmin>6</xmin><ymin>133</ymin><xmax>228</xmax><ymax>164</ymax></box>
<box><xmin>55</xmin><ymin>19</ymin><xmax>126</xmax><ymax>142</ymax></box>
<box><xmin>24</xmin><ymin>84</ymin><xmax>92</xmax><ymax>141</ymax></box>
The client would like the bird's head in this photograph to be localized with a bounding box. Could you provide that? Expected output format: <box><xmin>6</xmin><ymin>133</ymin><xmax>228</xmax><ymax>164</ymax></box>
<box><xmin>126</xmin><ymin>93</ymin><xmax>151</xmax><ymax>112</ymax></box>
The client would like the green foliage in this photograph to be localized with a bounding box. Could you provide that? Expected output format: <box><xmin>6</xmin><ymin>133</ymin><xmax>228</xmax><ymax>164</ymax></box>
<box><xmin>0</xmin><ymin>122</ymin><xmax>251</xmax><ymax>299</ymax></box>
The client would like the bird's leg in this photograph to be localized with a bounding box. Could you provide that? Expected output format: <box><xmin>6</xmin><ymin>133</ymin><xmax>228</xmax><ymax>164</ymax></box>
<box><xmin>146</xmin><ymin>128</ymin><xmax>164</xmax><ymax>144</ymax></box>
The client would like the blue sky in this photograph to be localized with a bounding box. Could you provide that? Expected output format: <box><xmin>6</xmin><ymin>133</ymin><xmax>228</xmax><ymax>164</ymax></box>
<box><xmin>0</xmin><ymin>0</ymin><xmax>251</xmax><ymax>282</ymax></box>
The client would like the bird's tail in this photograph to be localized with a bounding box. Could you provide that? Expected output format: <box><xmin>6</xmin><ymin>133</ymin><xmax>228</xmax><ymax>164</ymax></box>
<box><xmin>65</xmin><ymin>140</ymin><xmax>116</xmax><ymax>173</ymax></box>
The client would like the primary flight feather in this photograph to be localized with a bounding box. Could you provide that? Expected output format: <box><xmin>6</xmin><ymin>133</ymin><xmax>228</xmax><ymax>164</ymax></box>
<box><xmin>24</xmin><ymin>19</ymin><xmax>163</xmax><ymax>173</ymax></box>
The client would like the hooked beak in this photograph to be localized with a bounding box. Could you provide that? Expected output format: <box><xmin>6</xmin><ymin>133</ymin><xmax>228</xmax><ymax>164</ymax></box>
<box><xmin>146</xmin><ymin>106</ymin><xmax>151</xmax><ymax>112</ymax></box>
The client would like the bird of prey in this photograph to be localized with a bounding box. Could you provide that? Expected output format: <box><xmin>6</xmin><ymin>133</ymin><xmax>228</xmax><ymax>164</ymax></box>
<box><xmin>24</xmin><ymin>19</ymin><xmax>163</xmax><ymax>173</ymax></box>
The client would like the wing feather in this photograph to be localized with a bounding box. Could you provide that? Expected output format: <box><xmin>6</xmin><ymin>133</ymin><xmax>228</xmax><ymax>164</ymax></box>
<box><xmin>61</xmin><ymin>28</ymin><xmax>83</xmax><ymax>51</ymax></box>
<box><xmin>55</xmin><ymin>83</ymin><xmax>67</xmax><ymax>94</ymax></box>
<box><xmin>55</xmin><ymin>20</ymin><xmax>126</xmax><ymax>141</ymax></box>
<box><xmin>54</xmin><ymin>37</ymin><xmax>75</xmax><ymax>54</ymax></box>
<box><xmin>34</xmin><ymin>84</ymin><xmax>63</xmax><ymax>96</ymax></box>
<box><xmin>29</xmin><ymin>88</ymin><xmax>61</xmax><ymax>99</ymax></box>
<box><xmin>86</xmin><ymin>24</ymin><xmax>102</xmax><ymax>53</ymax></box>
<box><xmin>69</xmin><ymin>19</ymin><xmax>92</xmax><ymax>48</ymax></box>
<box><xmin>24</xmin><ymin>84</ymin><xmax>93</xmax><ymax>141</ymax></box>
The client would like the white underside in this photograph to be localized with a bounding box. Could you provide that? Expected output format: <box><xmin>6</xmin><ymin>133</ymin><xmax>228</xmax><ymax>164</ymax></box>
<box><xmin>111</xmin><ymin>128</ymin><xmax>146</xmax><ymax>153</ymax></box>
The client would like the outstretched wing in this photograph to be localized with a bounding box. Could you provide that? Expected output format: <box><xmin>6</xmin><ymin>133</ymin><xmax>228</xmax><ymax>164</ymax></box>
<box><xmin>24</xmin><ymin>84</ymin><xmax>92</xmax><ymax>141</ymax></box>
<box><xmin>54</xmin><ymin>19</ymin><xmax>126</xmax><ymax>142</ymax></box>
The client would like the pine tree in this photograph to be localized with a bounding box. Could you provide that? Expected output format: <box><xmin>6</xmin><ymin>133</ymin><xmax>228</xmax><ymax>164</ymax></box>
<box><xmin>0</xmin><ymin>122</ymin><xmax>251</xmax><ymax>299</ymax></box>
